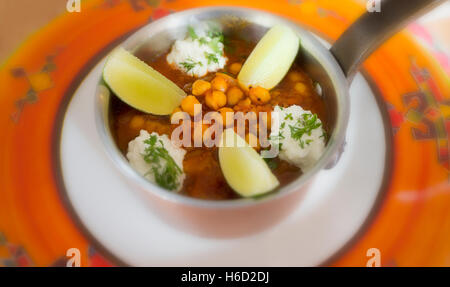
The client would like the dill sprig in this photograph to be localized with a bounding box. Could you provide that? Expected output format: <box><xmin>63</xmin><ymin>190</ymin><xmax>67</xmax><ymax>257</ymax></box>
<box><xmin>198</xmin><ymin>37</ymin><xmax>209</xmax><ymax>45</ymax></box>
<box><xmin>142</xmin><ymin>135</ymin><xmax>182</xmax><ymax>191</ymax></box>
<box><xmin>288</xmin><ymin>113</ymin><xmax>322</xmax><ymax>148</ymax></box>
<box><xmin>207</xmin><ymin>27</ymin><xmax>224</xmax><ymax>42</ymax></box>
<box><xmin>187</xmin><ymin>25</ymin><xmax>224</xmax><ymax>51</ymax></box>
<box><xmin>183</xmin><ymin>26</ymin><xmax>224</xmax><ymax>71</ymax></box>
<box><xmin>208</xmin><ymin>37</ymin><xmax>223</xmax><ymax>53</ymax></box>
<box><xmin>180</xmin><ymin>58</ymin><xmax>203</xmax><ymax>73</ymax></box>
<box><xmin>205</xmin><ymin>52</ymin><xmax>219</xmax><ymax>64</ymax></box>
<box><xmin>192</xmin><ymin>26</ymin><xmax>225</xmax><ymax>53</ymax></box>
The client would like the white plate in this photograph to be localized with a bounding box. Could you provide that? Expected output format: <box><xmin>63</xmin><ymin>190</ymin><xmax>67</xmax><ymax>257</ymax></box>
<box><xmin>59</xmin><ymin>57</ymin><xmax>389</xmax><ymax>266</ymax></box>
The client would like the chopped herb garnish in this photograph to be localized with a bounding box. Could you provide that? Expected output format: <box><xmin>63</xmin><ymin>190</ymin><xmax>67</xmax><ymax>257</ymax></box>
<box><xmin>289</xmin><ymin>113</ymin><xmax>322</xmax><ymax>148</ymax></box>
<box><xmin>181</xmin><ymin>26</ymin><xmax>224</xmax><ymax>73</ymax></box>
<box><xmin>208</xmin><ymin>37</ymin><xmax>223</xmax><ymax>53</ymax></box>
<box><xmin>284</xmin><ymin>113</ymin><xmax>293</xmax><ymax>121</ymax></box>
<box><xmin>187</xmin><ymin>26</ymin><xmax>198</xmax><ymax>40</ymax></box>
<box><xmin>180</xmin><ymin>58</ymin><xmax>203</xmax><ymax>73</ymax></box>
<box><xmin>142</xmin><ymin>135</ymin><xmax>182</xmax><ymax>191</ymax></box>
<box><xmin>207</xmin><ymin>27</ymin><xmax>224</xmax><ymax>41</ymax></box>
<box><xmin>188</xmin><ymin>26</ymin><xmax>225</xmax><ymax>53</ymax></box>
<box><xmin>205</xmin><ymin>52</ymin><xmax>219</xmax><ymax>64</ymax></box>
<box><xmin>198</xmin><ymin>37</ymin><xmax>208</xmax><ymax>45</ymax></box>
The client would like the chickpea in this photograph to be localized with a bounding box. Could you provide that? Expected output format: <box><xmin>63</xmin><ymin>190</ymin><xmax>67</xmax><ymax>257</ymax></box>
<box><xmin>205</xmin><ymin>90</ymin><xmax>227</xmax><ymax>110</ymax></box>
<box><xmin>245</xmin><ymin>133</ymin><xmax>260</xmax><ymax>151</ymax></box>
<box><xmin>236</xmin><ymin>97</ymin><xmax>252</xmax><ymax>108</ymax></box>
<box><xmin>228</xmin><ymin>62</ymin><xmax>242</xmax><ymax>75</ymax></box>
<box><xmin>294</xmin><ymin>82</ymin><xmax>307</xmax><ymax>94</ymax></box>
<box><xmin>192</xmin><ymin>79</ymin><xmax>211</xmax><ymax>96</ymax></box>
<box><xmin>216</xmin><ymin>72</ymin><xmax>237</xmax><ymax>85</ymax></box>
<box><xmin>181</xmin><ymin>95</ymin><xmax>201</xmax><ymax>117</ymax></box>
<box><xmin>287</xmin><ymin>71</ymin><xmax>304</xmax><ymax>82</ymax></box>
<box><xmin>226</xmin><ymin>86</ymin><xmax>244</xmax><ymax>106</ymax></box>
<box><xmin>211</xmin><ymin>76</ymin><xmax>228</xmax><ymax>92</ymax></box>
<box><xmin>249</xmin><ymin>86</ymin><xmax>270</xmax><ymax>104</ymax></box>
<box><xmin>129</xmin><ymin>115</ymin><xmax>145</xmax><ymax>130</ymax></box>
<box><xmin>218</xmin><ymin>107</ymin><xmax>234</xmax><ymax>128</ymax></box>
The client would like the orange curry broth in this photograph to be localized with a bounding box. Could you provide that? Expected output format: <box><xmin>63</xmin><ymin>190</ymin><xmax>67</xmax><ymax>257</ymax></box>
<box><xmin>110</xmin><ymin>35</ymin><xmax>327</xmax><ymax>200</ymax></box>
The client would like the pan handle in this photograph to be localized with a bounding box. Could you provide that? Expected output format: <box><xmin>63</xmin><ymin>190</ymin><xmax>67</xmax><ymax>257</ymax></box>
<box><xmin>325</xmin><ymin>0</ymin><xmax>444</xmax><ymax>169</ymax></box>
<box><xmin>330</xmin><ymin>0</ymin><xmax>445</xmax><ymax>82</ymax></box>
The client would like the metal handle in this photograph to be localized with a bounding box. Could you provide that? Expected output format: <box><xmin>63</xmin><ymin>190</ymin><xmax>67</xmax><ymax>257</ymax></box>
<box><xmin>330</xmin><ymin>0</ymin><xmax>445</xmax><ymax>82</ymax></box>
<box><xmin>325</xmin><ymin>0</ymin><xmax>444</xmax><ymax>169</ymax></box>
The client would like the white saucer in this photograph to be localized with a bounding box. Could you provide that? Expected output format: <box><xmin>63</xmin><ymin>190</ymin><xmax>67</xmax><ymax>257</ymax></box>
<box><xmin>59</xmin><ymin>57</ymin><xmax>389</xmax><ymax>266</ymax></box>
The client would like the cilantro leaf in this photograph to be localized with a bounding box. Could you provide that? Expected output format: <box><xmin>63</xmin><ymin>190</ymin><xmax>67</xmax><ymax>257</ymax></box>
<box><xmin>180</xmin><ymin>58</ymin><xmax>203</xmax><ymax>73</ymax></box>
<box><xmin>208</xmin><ymin>37</ymin><xmax>223</xmax><ymax>54</ymax></box>
<box><xmin>142</xmin><ymin>135</ymin><xmax>183</xmax><ymax>191</ymax></box>
<box><xmin>288</xmin><ymin>113</ymin><xmax>322</xmax><ymax>148</ymax></box>
<box><xmin>204</xmin><ymin>52</ymin><xmax>219</xmax><ymax>64</ymax></box>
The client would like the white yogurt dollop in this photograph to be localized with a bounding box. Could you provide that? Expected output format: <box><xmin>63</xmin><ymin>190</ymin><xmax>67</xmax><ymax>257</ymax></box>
<box><xmin>270</xmin><ymin>105</ymin><xmax>326</xmax><ymax>171</ymax></box>
<box><xmin>127</xmin><ymin>130</ymin><xmax>186</xmax><ymax>192</ymax></box>
<box><xmin>166</xmin><ymin>24</ymin><xmax>227</xmax><ymax>77</ymax></box>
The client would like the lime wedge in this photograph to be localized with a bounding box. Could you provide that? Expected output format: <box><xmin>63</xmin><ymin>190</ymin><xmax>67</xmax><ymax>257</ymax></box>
<box><xmin>103</xmin><ymin>47</ymin><xmax>186</xmax><ymax>115</ymax></box>
<box><xmin>237</xmin><ymin>25</ymin><xmax>299</xmax><ymax>90</ymax></box>
<box><xmin>219</xmin><ymin>129</ymin><xmax>279</xmax><ymax>197</ymax></box>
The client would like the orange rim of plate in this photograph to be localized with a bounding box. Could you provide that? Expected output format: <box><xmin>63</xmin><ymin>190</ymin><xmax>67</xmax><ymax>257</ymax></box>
<box><xmin>0</xmin><ymin>0</ymin><xmax>449</xmax><ymax>267</ymax></box>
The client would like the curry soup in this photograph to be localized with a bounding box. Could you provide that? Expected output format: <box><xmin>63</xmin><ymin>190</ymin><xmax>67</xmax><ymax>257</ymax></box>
<box><xmin>109</xmin><ymin>35</ymin><xmax>327</xmax><ymax>200</ymax></box>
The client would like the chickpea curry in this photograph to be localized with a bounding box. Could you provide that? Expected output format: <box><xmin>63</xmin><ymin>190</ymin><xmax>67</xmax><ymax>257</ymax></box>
<box><xmin>108</xmin><ymin>25</ymin><xmax>327</xmax><ymax>200</ymax></box>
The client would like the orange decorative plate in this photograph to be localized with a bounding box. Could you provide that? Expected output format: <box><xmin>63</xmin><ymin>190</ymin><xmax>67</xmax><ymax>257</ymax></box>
<box><xmin>0</xmin><ymin>0</ymin><xmax>449</xmax><ymax>267</ymax></box>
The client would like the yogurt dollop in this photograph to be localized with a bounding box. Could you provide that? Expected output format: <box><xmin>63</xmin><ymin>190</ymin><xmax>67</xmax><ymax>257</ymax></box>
<box><xmin>270</xmin><ymin>105</ymin><xmax>326</xmax><ymax>171</ymax></box>
<box><xmin>167</xmin><ymin>24</ymin><xmax>227</xmax><ymax>77</ymax></box>
<box><xmin>127</xmin><ymin>130</ymin><xmax>186</xmax><ymax>191</ymax></box>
